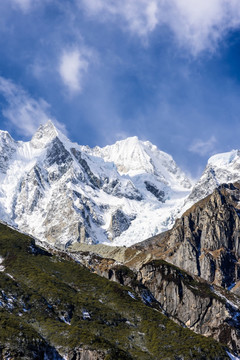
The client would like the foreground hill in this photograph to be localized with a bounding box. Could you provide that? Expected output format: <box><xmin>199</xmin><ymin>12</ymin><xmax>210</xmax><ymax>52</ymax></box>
<box><xmin>0</xmin><ymin>222</ymin><xmax>232</xmax><ymax>359</ymax></box>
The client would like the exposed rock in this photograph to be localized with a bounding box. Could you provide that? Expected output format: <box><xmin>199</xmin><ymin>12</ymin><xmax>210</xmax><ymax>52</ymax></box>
<box><xmin>108</xmin><ymin>209</ymin><xmax>132</xmax><ymax>239</ymax></box>
<box><xmin>128</xmin><ymin>183</ymin><xmax>240</xmax><ymax>289</ymax></box>
<box><xmin>45</xmin><ymin>137</ymin><xmax>73</xmax><ymax>180</ymax></box>
<box><xmin>164</xmin><ymin>183</ymin><xmax>240</xmax><ymax>288</ymax></box>
<box><xmin>144</xmin><ymin>181</ymin><xmax>165</xmax><ymax>202</ymax></box>
<box><xmin>65</xmin><ymin>348</ymin><xmax>107</xmax><ymax>360</ymax></box>
<box><xmin>71</xmin><ymin>148</ymin><xmax>102</xmax><ymax>189</ymax></box>
<box><xmin>0</xmin><ymin>131</ymin><xmax>16</xmax><ymax>173</ymax></box>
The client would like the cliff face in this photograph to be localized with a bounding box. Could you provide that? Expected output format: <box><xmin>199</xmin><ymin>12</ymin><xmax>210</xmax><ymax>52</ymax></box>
<box><xmin>163</xmin><ymin>183</ymin><xmax>240</xmax><ymax>289</ymax></box>
<box><xmin>138</xmin><ymin>260</ymin><xmax>240</xmax><ymax>356</ymax></box>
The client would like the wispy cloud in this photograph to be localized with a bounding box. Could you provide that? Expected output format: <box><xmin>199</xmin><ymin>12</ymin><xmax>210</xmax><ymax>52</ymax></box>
<box><xmin>9</xmin><ymin>0</ymin><xmax>45</xmax><ymax>12</ymax></box>
<box><xmin>59</xmin><ymin>48</ymin><xmax>91</xmax><ymax>93</ymax></box>
<box><xmin>0</xmin><ymin>77</ymin><xmax>66</xmax><ymax>137</ymax></box>
<box><xmin>80</xmin><ymin>0</ymin><xmax>159</xmax><ymax>38</ymax></box>
<box><xmin>189</xmin><ymin>136</ymin><xmax>217</xmax><ymax>156</ymax></box>
<box><xmin>10</xmin><ymin>0</ymin><xmax>32</xmax><ymax>12</ymax></box>
<box><xmin>79</xmin><ymin>0</ymin><xmax>240</xmax><ymax>54</ymax></box>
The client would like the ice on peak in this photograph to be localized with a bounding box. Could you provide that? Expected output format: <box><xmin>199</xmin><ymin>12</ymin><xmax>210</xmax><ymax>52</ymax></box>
<box><xmin>92</xmin><ymin>136</ymin><xmax>191</xmax><ymax>189</ymax></box>
<box><xmin>118</xmin><ymin>135</ymin><xmax>139</xmax><ymax>143</ymax></box>
<box><xmin>208</xmin><ymin>149</ymin><xmax>240</xmax><ymax>168</ymax></box>
<box><xmin>95</xmin><ymin>136</ymin><xmax>154</xmax><ymax>176</ymax></box>
<box><xmin>30</xmin><ymin>120</ymin><xmax>61</xmax><ymax>149</ymax></box>
<box><xmin>183</xmin><ymin>148</ymin><xmax>240</xmax><ymax>213</ymax></box>
<box><xmin>0</xmin><ymin>129</ymin><xmax>11</xmax><ymax>136</ymax></box>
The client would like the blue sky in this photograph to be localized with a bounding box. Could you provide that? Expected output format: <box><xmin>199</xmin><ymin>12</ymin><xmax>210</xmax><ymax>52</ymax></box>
<box><xmin>1</xmin><ymin>1</ymin><xmax>240</xmax><ymax>178</ymax></box>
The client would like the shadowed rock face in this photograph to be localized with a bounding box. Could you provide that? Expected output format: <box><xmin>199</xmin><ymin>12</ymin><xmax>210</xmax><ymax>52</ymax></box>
<box><xmin>144</xmin><ymin>181</ymin><xmax>165</xmax><ymax>202</ymax></box>
<box><xmin>108</xmin><ymin>209</ymin><xmax>132</xmax><ymax>238</ymax></box>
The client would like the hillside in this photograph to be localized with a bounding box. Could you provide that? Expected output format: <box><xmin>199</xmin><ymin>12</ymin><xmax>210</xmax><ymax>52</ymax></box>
<box><xmin>0</xmin><ymin>222</ymin><xmax>232</xmax><ymax>359</ymax></box>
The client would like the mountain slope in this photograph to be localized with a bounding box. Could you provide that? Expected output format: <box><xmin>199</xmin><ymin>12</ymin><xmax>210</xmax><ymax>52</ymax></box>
<box><xmin>0</xmin><ymin>121</ymin><xmax>192</xmax><ymax>247</ymax></box>
<box><xmin>68</xmin><ymin>183</ymin><xmax>240</xmax><ymax>356</ymax></box>
<box><xmin>0</xmin><ymin>222</ymin><xmax>230</xmax><ymax>360</ymax></box>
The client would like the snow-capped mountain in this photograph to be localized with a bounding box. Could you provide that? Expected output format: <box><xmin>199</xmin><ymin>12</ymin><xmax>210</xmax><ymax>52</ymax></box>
<box><xmin>183</xmin><ymin>149</ymin><xmax>240</xmax><ymax>212</ymax></box>
<box><xmin>0</xmin><ymin>121</ymin><xmax>192</xmax><ymax>247</ymax></box>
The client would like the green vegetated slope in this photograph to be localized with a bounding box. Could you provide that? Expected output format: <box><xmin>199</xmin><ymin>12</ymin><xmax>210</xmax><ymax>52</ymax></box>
<box><xmin>0</xmin><ymin>223</ymin><xmax>229</xmax><ymax>359</ymax></box>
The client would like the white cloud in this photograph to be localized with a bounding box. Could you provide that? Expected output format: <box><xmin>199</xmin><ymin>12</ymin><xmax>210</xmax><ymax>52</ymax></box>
<box><xmin>189</xmin><ymin>136</ymin><xmax>217</xmax><ymax>156</ymax></box>
<box><xmin>59</xmin><ymin>49</ymin><xmax>90</xmax><ymax>93</ymax></box>
<box><xmin>79</xmin><ymin>0</ymin><xmax>240</xmax><ymax>54</ymax></box>
<box><xmin>0</xmin><ymin>77</ymin><xmax>66</xmax><ymax>136</ymax></box>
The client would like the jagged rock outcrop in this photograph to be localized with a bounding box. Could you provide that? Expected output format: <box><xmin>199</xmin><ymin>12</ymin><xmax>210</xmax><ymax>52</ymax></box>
<box><xmin>0</xmin><ymin>131</ymin><xmax>16</xmax><ymax>173</ymax></box>
<box><xmin>144</xmin><ymin>180</ymin><xmax>165</xmax><ymax>202</ymax></box>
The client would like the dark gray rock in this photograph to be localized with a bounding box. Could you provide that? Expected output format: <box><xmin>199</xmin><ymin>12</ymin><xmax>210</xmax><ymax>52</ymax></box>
<box><xmin>144</xmin><ymin>181</ymin><xmax>165</xmax><ymax>202</ymax></box>
<box><xmin>109</xmin><ymin>209</ymin><xmax>132</xmax><ymax>238</ymax></box>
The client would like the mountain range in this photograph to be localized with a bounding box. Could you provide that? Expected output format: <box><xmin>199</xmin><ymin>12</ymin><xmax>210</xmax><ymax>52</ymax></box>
<box><xmin>2</xmin><ymin>120</ymin><xmax>240</xmax><ymax>250</ymax></box>
<box><xmin>1</xmin><ymin>121</ymin><xmax>240</xmax><ymax>358</ymax></box>
<box><xmin>0</xmin><ymin>120</ymin><xmax>193</xmax><ymax>248</ymax></box>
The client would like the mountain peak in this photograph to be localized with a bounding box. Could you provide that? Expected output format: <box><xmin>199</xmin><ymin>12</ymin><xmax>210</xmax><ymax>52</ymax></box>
<box><xmin>98</xmin><ymin>136</ymin><xmax>153</xmax><ymax>175</ymax></box>
<box><xmin>30</xmin><ymin>120</ymin><xmax>59</xmax><ymax>148</ymax></box>
<box><xmin>92</xmin><ymin>137</ymin><xmax>192</xmax><ymax>191</ymax></box>
<box><xmin>208</xmin><ymin>149</ymin><xmax>240</xmax><ymax>167</ymax></box>
<box><xmin>118</xmin><ymin>135</ymin><xmax>140</xmax><ymax>144</ymax></box>
<box><xmin>0</xmin><ymin>129</ymin><xmax>15</xmax><ymax>144</ymax></box>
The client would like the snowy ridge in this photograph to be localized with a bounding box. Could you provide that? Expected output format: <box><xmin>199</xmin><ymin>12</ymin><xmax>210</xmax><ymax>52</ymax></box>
<box><xmin>91</xmin><ymin>136</ymin><xmax>191</xmax><ymax>189</ymax></box>
<box><xmin>0</xmin><ymin>121</ymin><xmax>193</xmax><ymax>247</ymax></box>
<box><xmin>182</xmin><ymin>149</ymin><xmax>240</xmax><ymax>214</ymax></box>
